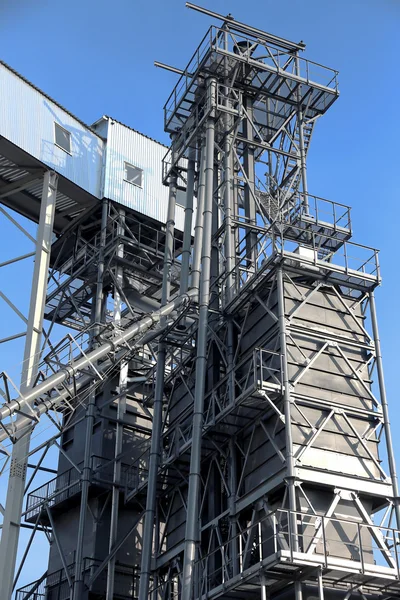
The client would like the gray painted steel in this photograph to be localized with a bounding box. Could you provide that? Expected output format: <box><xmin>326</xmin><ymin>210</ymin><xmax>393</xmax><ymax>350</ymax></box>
<box><xmin>0</xmin><ymin>7</ymin><xmax>398</xmax><ymax>600</ymax></box>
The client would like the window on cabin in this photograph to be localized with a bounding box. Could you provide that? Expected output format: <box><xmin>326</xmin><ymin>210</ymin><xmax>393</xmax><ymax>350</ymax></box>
<box><xmin>54</xmin><ymin>123</ymin><xmax>71</xmax><ymax>153</ymax></box>
<box><xmin>124</xmin><ymin>162</ymin><xmax>143</xmax><ymax>187</ymax></box>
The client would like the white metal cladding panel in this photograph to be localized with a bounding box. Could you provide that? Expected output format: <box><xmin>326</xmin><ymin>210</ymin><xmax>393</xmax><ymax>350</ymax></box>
<box><xmin>0</xmin><ymin>64</ymin><xmax>104</xmax><ymax>197</ymax></box>
<box><xmin>104</xmin><ymin>121</ymin><xmax>186</xmax><ymax>230</ymax></box>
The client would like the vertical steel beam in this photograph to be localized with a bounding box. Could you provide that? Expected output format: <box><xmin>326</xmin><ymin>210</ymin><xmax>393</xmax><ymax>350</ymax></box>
<box><xmin>369</xmin><ymin>291</ymin><xmax>400</xmax><ymax>528</ymax></box>
<box><xmin>106</xmin><ymin>209</ymin><xmax>127</xmax><ymax>600</ymax></box>
<box><xmin>182</xmin><ymin>76</ymin><xmax>216</xmax><ymax>600</ymax></box>
<box><xmin>138</xmin><ymin>146</ymin><xmax>177</xmax><ymax>600</ymax></box>
<box><xmin>73</xmin><ymin>197</ymin><xmax>109</xmax><ymax>600</ymax></box>
<box><xmin>0</xmin><ymin>171</ymin><xmax>58</xmax><ymax>600</ymax></box>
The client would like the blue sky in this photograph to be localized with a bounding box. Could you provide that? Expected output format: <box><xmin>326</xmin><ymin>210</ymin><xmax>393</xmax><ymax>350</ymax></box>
<box><xmin>0</xmin><ymin>0</ymin><xmax>399</xmax><ymax>591</ymax></box>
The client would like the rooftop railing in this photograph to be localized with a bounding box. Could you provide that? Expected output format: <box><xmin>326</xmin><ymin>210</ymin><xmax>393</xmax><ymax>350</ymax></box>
<box><xmin>164</xmin><ymin>25</ymin><xmax>339</xmax><ymax>131</ymax></box>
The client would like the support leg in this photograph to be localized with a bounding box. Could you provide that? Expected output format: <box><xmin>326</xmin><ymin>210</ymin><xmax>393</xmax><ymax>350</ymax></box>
<box><xmin>0</xmin><ymin>171</ymin><xmax>58</xmax><ymax>600</ymax></box>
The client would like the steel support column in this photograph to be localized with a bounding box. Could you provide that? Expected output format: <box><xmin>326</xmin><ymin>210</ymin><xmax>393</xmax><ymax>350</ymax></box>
<box><xmin>72</xmin><ymin>197</ymin><xmax>109</xmax><ymax>600</ymax></box>
<box><xmin>0</xmin><ymin>171</ymin><xmax>58</xmax><ymax>600</ymax></box>
<box><xmin>138</xmin><ymin>151</ymin><xmax>178</xmax><ymax>600</ymax></box>
<box><xmin>182</xmin><ymin>76</ymin><xmax>216</xmax><ymax>600</ymax></box>
<box><xmin>106</xmin><ymin>209</ymin><xmax>127</xmax><ymax>600</ymax></box>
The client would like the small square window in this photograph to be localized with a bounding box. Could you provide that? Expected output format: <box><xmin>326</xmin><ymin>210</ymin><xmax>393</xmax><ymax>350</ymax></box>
<box><xmin>124</xmin><ymin>162</ymin><xmax>143</xmax><ymax>187</ymax></box>
<box><xmin>54</xmin><ymin>123</ymin><xmax>71</xmax><ymax>153</ymax></box>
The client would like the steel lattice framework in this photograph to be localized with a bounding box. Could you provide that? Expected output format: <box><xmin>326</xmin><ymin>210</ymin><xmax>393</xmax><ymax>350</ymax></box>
<box><xmin>0</xmin><ymin>4</ymin><xmax>398</xmax><ymax>600</ymax></box>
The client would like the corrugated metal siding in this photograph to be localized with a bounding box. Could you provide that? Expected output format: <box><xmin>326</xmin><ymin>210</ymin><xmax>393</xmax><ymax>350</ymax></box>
<box><xmin>104</xmin><ymin>121</ymin><xmax>186</xmax><ymax>230</ymax></box>
<box><xmin>0</xmin><ymin>64</ymin><xmax>104</xmax><ymax>197</ymax></box>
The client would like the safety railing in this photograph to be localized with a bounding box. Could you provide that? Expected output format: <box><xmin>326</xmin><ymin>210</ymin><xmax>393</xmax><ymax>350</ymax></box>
<box><xmin>187</xmin><ymin>508</ymin><xmax>400</xmax><ymax>598</ymax></box>
<box><xmin>125</xmin><ymin>347</ymin><xmax>283</xmax><ymax>500</ymax></box>
<box><xmin>25</xmin><ymin>464</ymin><xmax>82</xmax><ymax>521</ymax></box>
<box><xmin>25</xmin><ymin>455</ymin><xmax>131</xmax><ymax>522</ymax></box>
<box><xmin>17</xmin><ymin>558</ymin><xmax>138</xmax><ymax>600</ymax></box>
<box><xmin>164</xmin><ymin>25</ymin><xmax>339</xmax><ymax>131</ymax></box>
<box><xmin>290</xmin><ymin>193</ymin><xmax>351</xmax><ymax>233</ymax></box>
<box><xmin>15</xmin><ymin>571</ymin><xmax>47</xmax><ymax>600</ymax></box>
<box><xmin>221</xmin><ymin>217</ymin><xmax>379</xmax><ymax>303</ymax></box>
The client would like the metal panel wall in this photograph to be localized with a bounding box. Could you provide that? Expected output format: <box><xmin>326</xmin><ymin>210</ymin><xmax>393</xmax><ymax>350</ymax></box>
<box><xmin>101</xmin><ymin>119</ymin><xmax>186</xmax><ymax>230</ymax></box>
<box><xmin>0</xmin><ymin>63</ymin><xmax>104</xmax><ymax>197</ymax></box>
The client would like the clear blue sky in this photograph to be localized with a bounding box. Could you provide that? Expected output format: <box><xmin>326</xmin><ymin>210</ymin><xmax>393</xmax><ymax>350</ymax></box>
<box><xmin>0</xmin><ymin>0</ymin><xmax>399</xmax><ymax>590</ymax></box>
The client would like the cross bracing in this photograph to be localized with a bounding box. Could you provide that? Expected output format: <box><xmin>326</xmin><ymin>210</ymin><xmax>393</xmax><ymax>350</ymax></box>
<box><xmin>0</xmin><ymin>4</ymin><xmax>398</xmax><ymax>600</ymax></box>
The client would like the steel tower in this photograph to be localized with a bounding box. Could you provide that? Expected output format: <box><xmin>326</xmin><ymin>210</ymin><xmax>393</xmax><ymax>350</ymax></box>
<box><xmin>0</xmin><ymin>4</ymin><xmax>399</xmax><ymax>600</ymax></box>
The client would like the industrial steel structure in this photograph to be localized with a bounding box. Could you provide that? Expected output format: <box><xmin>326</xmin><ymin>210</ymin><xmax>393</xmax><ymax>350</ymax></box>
<box><xmin>0</xmin><ymin>4</ymin><xmax>398</xmax><ymax>600</ymax></box>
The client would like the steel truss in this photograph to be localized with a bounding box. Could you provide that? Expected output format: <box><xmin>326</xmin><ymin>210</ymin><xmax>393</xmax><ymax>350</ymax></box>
<box><xmin>0</xmin><ymin>5</ymin><xmax>398</xmax><ymax>600</ymax></box>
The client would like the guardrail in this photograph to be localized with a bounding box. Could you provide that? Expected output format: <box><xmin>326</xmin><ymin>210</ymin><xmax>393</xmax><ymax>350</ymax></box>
<box><xmin>125</xmin><ymin>347</ymin><xmax>283</xmax><ymax>500</ymax></box>
<box><xmin>164</xmin><ymin>25</ymin><xmax>339</xmax><ymax>131</ymax></box>
<box><xmin>292</xmin><ymin>193</ymin><xmax>351</xmax><ymax>233</ymax></box>
<box><xmin>16</xmin><ymin>558</ymin><xmax>138</xmax><ymax>600</ymax></box>
<box><xmin>25</xmin><ymin>455</ymin><xmax>131</xmax><ymax>522</ymax></box>
<box><xmin>221</xmin><ymin>218</ymin><xmax>379</xmax><ymax>303</ymax></box>
<box><xmin>174</xmin><ymin>508</ymin><xmax>400</xmax><ymax>599</ymax></box>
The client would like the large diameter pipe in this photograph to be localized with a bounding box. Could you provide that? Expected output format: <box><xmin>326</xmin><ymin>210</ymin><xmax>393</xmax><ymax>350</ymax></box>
<box><xmin>182</xmin><ymin>77</ymin><xmax>216</xmax><ymax>600</ymax></box>
<box><xmin>0</xmin><ymin>289</ymin><xmax>197</xmax><ymax>427</ymax></box>
<box><xmin>0</xmin><ymin>323</ymin><xmax>171</xmax><ymax>445</ymax></box>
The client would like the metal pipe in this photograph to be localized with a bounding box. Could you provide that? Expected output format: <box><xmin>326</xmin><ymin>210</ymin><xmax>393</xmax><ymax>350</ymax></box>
<box><xmin>223</xmin><ymin>29</ymin><xmax>235</xmax><ymax>304</ymax></box>
<box><xmin>296</xmin><ymin>55</ymin><xmax>309</xmax><ymax>213</ymax></box>
<box><xmin>138</xmin><ymin>149</ymin><xmax>178</xmax><ymax>600</ymax></box>
<box><xmin>190</xmin><ymin>140</ymin><xmax>206</xmax><ymax>292</ymax></box>
<box><xmin>182</xmin><ymin>77</ymin><xmax>216</xmax><ymax>600</ymax></box>
<box><xmin>106</xmin><ymin>209</ymin><xmax>126</xmax><ymax>600</ymax></box>
<box><xmin>318</xmin><ymin>567</ymin><xmax>324</xmax><ymax>600</ymax></box>
<box><xmin>73</xmin><ymin>197</ymin><xmax>109</xmax><ymax>600</ymax></box>
<box><xmin>0</xmin><ymin>289</ymin><xmax>196</xmax><ymax>441</ymax></box>
<box><xmin>369</xmin><ymin>290</ymin><xmax>400</xmax><ymax>528</ymax></box>
<box><xmin>0</xmin><ymin>171</ymin><xmax>58</xmax><ymax>600</ymax></box>
<box><xmin>185</xmin><ymin>2</ymin><xmax>306</xmax><ymax>51</ymax></box>
<box><xmin>180</xmin><ymin>145</ymin><xmax>196</xmax><ymax>296</ymax></box>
